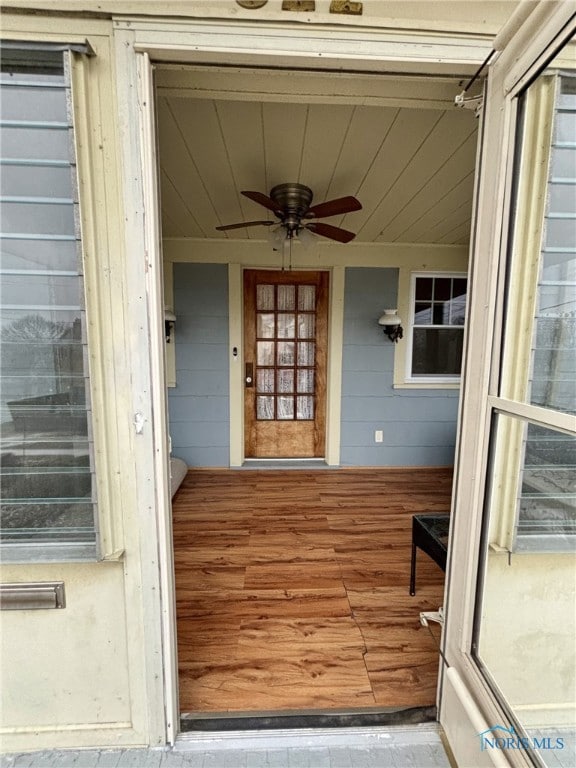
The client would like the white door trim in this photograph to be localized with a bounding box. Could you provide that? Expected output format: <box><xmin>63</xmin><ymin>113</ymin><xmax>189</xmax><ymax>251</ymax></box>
<box><xmin>136</xmin><ymin>50</ymin><xmax>179</xmax><ymax>746</ymax></box>
<box><xmin>112</xmin><ymin>9</ymin><xmax>538</xmax><ymax>744</ymax></box>
<box><xmin>116</xmin><ymin>16</ymin><xmax>493</xmax><ymax>76</ymax></box>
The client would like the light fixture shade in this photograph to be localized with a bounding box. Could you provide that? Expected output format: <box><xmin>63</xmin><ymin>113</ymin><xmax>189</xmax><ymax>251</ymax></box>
<box><xmin>297</xmin><ymin>226</ymin><xmax>316</xmax><ymax>250</ymax></box>
<box><xmin>378</xmin><ymin>309</ymin><xmax>401</xmax><ymax>327</ymax></box>
<box><xmin>267</xmin><ymin>224</ymin><xmax>286</xmax><ymax>250</ymax></box>
<box><xmin>164</xmin><ymin>307</ymin><xmax>176</xmax><ymax>343</ymax></box>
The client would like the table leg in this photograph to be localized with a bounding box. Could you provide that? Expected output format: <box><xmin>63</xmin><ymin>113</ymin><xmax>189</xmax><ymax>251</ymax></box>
<box><xmin>410</xmin><ymin>541</ymin><xmax>417</xmax><ymax>596</ymax></box>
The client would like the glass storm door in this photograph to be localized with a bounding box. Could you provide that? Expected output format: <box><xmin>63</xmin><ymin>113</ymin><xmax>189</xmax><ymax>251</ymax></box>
<box><xmin>243</xmin><ymin>270</ymin><xmax>328</xmax><ymax>458</ymax></box>
<box><xmin>440</xmin><ymin>6</ymin><xmax>576</xmax><ymax>768</ymax></box>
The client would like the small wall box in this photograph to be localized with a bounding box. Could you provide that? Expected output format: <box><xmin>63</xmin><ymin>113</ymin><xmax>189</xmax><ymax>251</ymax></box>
<box><xmin>330</xmin><ymin>1</ymin><xmax>363</xmax><ymax>15</ymax></box>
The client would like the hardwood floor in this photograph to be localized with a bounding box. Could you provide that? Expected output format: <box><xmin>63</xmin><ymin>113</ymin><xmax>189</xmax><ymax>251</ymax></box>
<box><xmin>173</xmin><ymin>468</ymin><xmax>452</xmax><ymax>713</ymax></box>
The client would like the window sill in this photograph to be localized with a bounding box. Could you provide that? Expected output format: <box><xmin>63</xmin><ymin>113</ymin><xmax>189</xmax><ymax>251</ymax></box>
<box><xmin>394</xmin><ymin>381</ymin><xmax>461</xmax><ymax>390</ymax></box>
<box><xmin>0</xmin><ymin>542</ymin><xmax>99</xmax><ymax>564</ymax></box>
<box><xmin>515</xmin><ymin>534</ymin><xmax>576</xmax><ymax>554</ymax></box>
<box><xmin>490</xmin><ymin>536</ymin><xmax>576</xmax><ymax>555</ymax></box>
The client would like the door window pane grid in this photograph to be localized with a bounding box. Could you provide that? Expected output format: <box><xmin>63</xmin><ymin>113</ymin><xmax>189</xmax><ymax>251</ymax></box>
<box><xmin>277</xmin><ymin>341</ymin><xmax>295</xmax><ymax>367</ymax></box>
<box><xmin>254</xmin><ymin>282</ymin><xmax>317</xmax><ymax>420</ymax></box>
<box><xmin>256</xmin><ymin>340</ymin><xmax>274</xmax><ymax>366</ymax></box>
<box><xmin>256</xmin><ymin>395</ymin><xmax>274</xmax><ymax>420</ymax></box>
<box><xmin>256</xmin><ymin>369</ymin><xmax>274</xmax><ymax>393</ymax></box>
<box><xmin>277</xmin><ymin>369</ymin><xmax>294</xmax><ymax>393</ymax></box>
<box><xmin>277</xmin><ymin>396</ymin><xmax>294</xmax><ymax>420</ymax></box>
<box><xmin>277</xmin><ymin>284</ymin><xmax>295</xmax><ymax>310</ymax></box>
<box><xmin>256</xmin><ymin>284</ymin><xmax>274</xmax><ymax>310</ymax></box>
<box><xmin>297</xmin><ymin>369</ymin><xmax>314</xmax><ymax>393</ymax></box>
<box><xmin>298</xmin><ymin>342</ymin><xmax>315</xmax><ymax>366</ymax></box>
<box><xmin>298</xmin><ymin>285</ymin><xmax>316</xmax><ymax>311</ymax></box>
<box><xmin>297</xmin><ymin>396</ymin><xmax>314</xmax><ymax>420</ymax></box>
<box><xmin>277</xmin><ymin>313</ymin><xmax>295</xmax><ymax>338</ymax></box>
<box><xmin>256</xmin><ymin>313</ymin><xmax>275</xmax><ymax>338</ymax></box>
<box><xmin>298</xmin><ymin>314</ymin><xmax>315</xmax><ymax>338</ymax></box>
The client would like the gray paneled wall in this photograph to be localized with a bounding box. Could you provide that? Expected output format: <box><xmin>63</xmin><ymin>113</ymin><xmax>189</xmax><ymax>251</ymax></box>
<box><xmin>167</xmin><ymin>264</ymin><xmax>459</xmax><ymax>467</ymax></box>
<box><xmin>168</xmin><ymin>263</ymin><xmax>230</xmax><ymax>466</ymax></box>
<box><xmin>341</xmin><ymin>268</ymin><xmax>460</xmax><ymax>466</ymax></box>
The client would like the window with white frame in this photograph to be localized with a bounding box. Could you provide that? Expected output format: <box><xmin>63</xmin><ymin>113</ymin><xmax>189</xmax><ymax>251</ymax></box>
<box><xmin>407</xmin><ymin>273</ymin><xmax>467</xmax><ymax>382</ymax></box>
<box><xmin>496</xmin><ymin>70</ymin><xmax>576</xmax><ymax>552</ymax></box>
<box><xmin>0</xmin><ymin>47</ymin><xmax>97</xmax><ymax>559</ymax></box>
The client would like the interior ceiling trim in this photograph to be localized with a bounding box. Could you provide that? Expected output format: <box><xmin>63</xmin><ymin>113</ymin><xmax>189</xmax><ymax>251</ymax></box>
<box><xmin>148</xmin><ymin>49</ymin><xmax>486</xmax><ymax>75</ymax></box>
<box><xmin>155</xmin><ymin>66</ymin><xmax>468</xmax><ymax>110</ymax></box>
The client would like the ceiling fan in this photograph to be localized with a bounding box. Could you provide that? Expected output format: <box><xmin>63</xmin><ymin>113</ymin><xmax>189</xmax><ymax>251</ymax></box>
<box><xmin>215</xmin><ymin>183</ymin><xmax>362</xmax><ymax>243</ymax></box>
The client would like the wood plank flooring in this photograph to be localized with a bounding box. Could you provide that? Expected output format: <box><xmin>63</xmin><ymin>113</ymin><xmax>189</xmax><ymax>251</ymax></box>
<box><xmin>173</xmin><ymin>468</ymin><xmax>452</xmax><ymax>713</ymax></box>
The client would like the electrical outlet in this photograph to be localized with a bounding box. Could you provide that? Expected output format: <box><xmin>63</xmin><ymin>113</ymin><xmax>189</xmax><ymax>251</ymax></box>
<box><xmin>375</xmin><ymin>430</ymin><xmax>383</xmax><ymax>443</ymax></box>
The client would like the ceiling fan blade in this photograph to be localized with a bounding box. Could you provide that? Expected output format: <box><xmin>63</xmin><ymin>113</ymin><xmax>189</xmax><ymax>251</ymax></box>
<box><xmin>241</xmin><ymin>190</ymin><xmax>282</xmax><ymax>214</ymax></box>
<box><xmin>306</xmin><ymin>195</ymin><xmax>362</xmax><ymax>219</ymax></box>
<box><xmin>216</xmin><ymin>220</ymin><xmax>274</xmax><ymax>231</ymax></box>
<box><xmin>306</xmin><ymin>222</ymin><xmax>356</xmax><ymax>243</ymax></box>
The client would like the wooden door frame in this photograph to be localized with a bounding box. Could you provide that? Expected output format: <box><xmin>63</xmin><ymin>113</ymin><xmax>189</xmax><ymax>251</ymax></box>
<box><xmin>243</xmin><ymin>269</ymin><xmax>329</xmax><ymax>459</ymax></box>
<box><xmin>229</xmin><ymin>263</ymin><xmax>345</xmax><ymax>468</ymax></box>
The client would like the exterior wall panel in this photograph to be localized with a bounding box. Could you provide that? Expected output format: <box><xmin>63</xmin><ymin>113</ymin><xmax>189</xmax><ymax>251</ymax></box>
<box><xmin>0</xmin><ymin>13</ymin><xmax>167</xmax><ymax>751</ymax></box>
<box><xmin>168</xmin><ymin>263</ymin><xmax>230</xmax><ymax>467</ymax></box>
<box><xmin>340</xmin><ymin>267</ymin><xmax>459</xmax><ymax>466</ymax></box>
<box><xmin>1</xmin><ymin>563</ymin><xmax>131</xmax><ymax>731</ymax></box>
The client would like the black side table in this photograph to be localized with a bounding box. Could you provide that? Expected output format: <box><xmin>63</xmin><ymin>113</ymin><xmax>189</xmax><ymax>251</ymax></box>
<box><xmin>410</xmin><ymin>514</ymin><xmax>450</xmax><ymax>595</ymax></box>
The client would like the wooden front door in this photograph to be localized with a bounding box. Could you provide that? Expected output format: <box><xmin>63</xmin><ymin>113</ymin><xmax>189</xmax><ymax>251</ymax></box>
<box><xmin>244</xmin><ymin>270</ymin><xmax>328</xmax><ymax>458</ymax></box>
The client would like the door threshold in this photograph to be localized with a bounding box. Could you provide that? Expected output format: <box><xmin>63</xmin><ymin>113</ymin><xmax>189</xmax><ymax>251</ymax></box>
<box><xmin>175</xmin><ymin>719</ymin><xmax>442</xmax><ymax>752</ymax></box>
<box><xmin>180</xmin><ymin>705</ymin><xmax>436</xmax><ymax>732</ymax></box>
<box><xmin>240</xmin><ymin>459</ymin><xmax>334</xmax><ymax>470</ymax></box>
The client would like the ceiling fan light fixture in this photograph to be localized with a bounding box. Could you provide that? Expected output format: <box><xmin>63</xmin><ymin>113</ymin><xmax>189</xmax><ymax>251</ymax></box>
<box><xmin>296</xmin><ymin>226</ymin><xmax>316</xmax><ymax>250</ymax></box>
<box><xmin>267</xmin><ymin>224</ymin><xmax>286</xmax><ymax>250</ymax></box>
<box><xmin>219</xmin><ymin>183</ymin><xmax>362</xmax><ymax>244</ymax></box>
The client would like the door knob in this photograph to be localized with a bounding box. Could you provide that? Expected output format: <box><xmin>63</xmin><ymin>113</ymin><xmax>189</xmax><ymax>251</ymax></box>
<box><xmin>245</xmin><ymin>362</ymin><xmax>254</xmax><ymax>387</ymax></box>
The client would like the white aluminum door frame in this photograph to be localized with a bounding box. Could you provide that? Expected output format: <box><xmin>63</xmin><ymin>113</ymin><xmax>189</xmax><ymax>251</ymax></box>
<box><xmin>439</xmin><ymin>4</ymin><xmax>576</xmax><ymax>767</ymax></box>
<box><xmin>137</xmin><ymin>52</ymin><xmax>179</xmax><ymax>745</ymax></box>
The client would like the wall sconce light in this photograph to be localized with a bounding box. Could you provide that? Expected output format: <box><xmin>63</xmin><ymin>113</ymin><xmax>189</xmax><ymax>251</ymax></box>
<box><xmin>165</xmin><ymin>308</ymin><xmax>176</xmax><ymax>343</ymax></box>
<box><xmin>378</xmin><ymin>309</ymin><xmax>403</xmax><ymax>343</ymax></box>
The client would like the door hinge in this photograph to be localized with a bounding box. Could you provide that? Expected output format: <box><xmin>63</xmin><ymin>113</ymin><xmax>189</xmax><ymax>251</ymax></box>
<box><xmin>420</xmin><ymin>606</ymin><xmax>444</xmax><ymax>628</ymax></box>
<box><xmin>420</xmin><ymin>607</ymin><xmax>450</xmax><ymax>668</ymax></box>
<box><xmin>455</xmin><ymin>91</ymin><xmax>484</xmax><ymax>118</ymax></box>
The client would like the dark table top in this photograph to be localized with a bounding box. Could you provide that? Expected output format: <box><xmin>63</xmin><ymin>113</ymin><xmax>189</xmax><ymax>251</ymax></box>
<box><xmin>413</xmin><ymin>514</ymin><xmax>450</xmax><ymax>550</ymax></box>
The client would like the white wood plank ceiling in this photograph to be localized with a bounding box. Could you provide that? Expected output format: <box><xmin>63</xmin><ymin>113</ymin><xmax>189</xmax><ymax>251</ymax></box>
<box><xmin>156</xmin><ymin>68</ymin><xmax>478</xmax><ymax>245</ymax></box>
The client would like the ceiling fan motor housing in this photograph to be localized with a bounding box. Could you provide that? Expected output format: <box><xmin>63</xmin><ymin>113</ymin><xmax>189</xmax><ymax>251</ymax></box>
<box><xmin>270</xmin><ymin>183</ymin><xmax>313</xmax><ymax>234</ymax></box>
